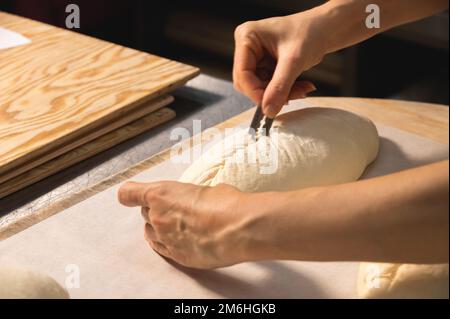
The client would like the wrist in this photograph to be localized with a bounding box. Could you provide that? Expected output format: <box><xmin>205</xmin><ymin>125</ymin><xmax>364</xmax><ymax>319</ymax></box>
<box><xmin>224</xmin><ymin>185</ymin><xmax>345</xmax><ymax>264</ymax></box>
<box><xmin>234</xmin><ymin>188</ymin><xmax>324</xmax><ymax>262</ymax></box>
<box><xmin>308</xmin><ymin>0</ymin><xmax>374</xmax><ymax>54</ymax></box>
<box><xmin>225</xmin><ymin>191</ymin><xmax>283</xmax><ymax>263</ymax></box>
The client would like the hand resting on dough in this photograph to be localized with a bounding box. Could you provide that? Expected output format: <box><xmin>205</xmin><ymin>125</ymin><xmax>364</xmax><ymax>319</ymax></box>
<box><xmin>118</xmin><ymin>107</ymin><xmax>448</xmax><ymax>273</ymax></box>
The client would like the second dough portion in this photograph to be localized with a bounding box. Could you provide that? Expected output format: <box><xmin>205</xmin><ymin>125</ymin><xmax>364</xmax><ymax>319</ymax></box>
<box><xmin>357</xmin><ymin>262</ymin><xmax>449</xmax><ymax>299</ymax></box>
<box><xmin>179</xmin><ymin>107</ymin><xmax>379</xmax><ymax>192</ymax></box>
<box><xmin>0</xmin><ymin>265</ymin><xmax>70</xmax><ymax>299</ymax></box>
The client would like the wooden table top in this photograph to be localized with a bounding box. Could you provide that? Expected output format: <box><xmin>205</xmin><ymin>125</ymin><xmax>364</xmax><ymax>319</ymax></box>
<box><xmin>1</xmin><ymin>96</ymin><xmax>448</xmax><ymax>239</ymax></box>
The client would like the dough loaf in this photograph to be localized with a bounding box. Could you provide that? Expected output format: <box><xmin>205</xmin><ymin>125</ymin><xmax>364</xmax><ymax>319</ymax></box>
<box><xmin>179</xmin><ymin>107</ymin><xmax>379</xmax><ymax>191</ymax></box>
<box><xmin>357</xmin><ymin>262</ymin><xmax>449</xmax><ymax>299</ymax></box>
<box><xmin>0</xmin><ymin>266</ymin><xmax>70</xmax><ymax>299</ymax></box>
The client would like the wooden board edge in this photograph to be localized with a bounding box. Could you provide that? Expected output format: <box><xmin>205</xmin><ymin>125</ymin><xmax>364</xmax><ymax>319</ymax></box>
<box><xmin>0</xmin><ymin>106</ymin><xmax>176</xmax><ymax>199</ymax></box>
<box><xmin>0</xmin><ymin>95</ymin><xmax>174</xmax><ymax>185</ymax></box>
<box><xmin>0</xmin><ymin>107</ymin><xmax>176</xmax><ymax>240</ymax></box>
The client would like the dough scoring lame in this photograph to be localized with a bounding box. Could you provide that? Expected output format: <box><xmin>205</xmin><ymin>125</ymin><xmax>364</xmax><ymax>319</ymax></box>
<box><xmin>179</xmin><ymin>107</ymin><xmax>380</xmax><ymax>192</ymax></box>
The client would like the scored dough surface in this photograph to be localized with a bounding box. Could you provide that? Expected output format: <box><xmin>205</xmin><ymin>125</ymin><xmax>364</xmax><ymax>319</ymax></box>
<box><xmin>180</xmin><ymin>107</ymin><xmax>379</xmax><ymax>191</ymax></box>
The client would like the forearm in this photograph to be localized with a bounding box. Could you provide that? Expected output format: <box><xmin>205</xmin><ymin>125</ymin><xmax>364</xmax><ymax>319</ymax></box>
<box><xmin>244</xmin><ymin>161</ymin><xmax>449</xmax><ymax>264</ymax></box>
<box><xmin>303</xmin><ymin>0</ymin><xmax>449</xmax><ymax>53</ymax></box>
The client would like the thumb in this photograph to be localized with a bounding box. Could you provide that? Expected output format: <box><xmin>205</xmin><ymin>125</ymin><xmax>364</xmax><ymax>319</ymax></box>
<box><xmin>118</xmin><ymin>181</ymin><xmax>156</xmax><ymax>207</ymax></box>
<box><xmin>262</xmin><ymin>56</ymin><xmax>301</xmax><ymax>118</ymax></box>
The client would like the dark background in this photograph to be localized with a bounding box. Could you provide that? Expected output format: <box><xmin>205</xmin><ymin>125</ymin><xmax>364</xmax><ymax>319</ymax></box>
<box><xmin>1</xmin><ymin>0</ymin><xmax>448</xmax><ymax>104</ymax></box>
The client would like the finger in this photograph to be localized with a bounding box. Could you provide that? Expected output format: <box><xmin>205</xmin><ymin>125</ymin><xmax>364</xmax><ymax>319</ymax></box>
<box><xmin>287</xmin><ymin>81</ymin><xmax>317</xmax><ymax>100</ymax></box>
<box><xmin>262</xmin><ymin>56</ymin><xmax>302</xmax><ymax>118</ymax></box>
<box><xmin>236</xmin><ymin>70</ymin><xmax>265</xmax><ymax>104</ymax></box>
<box><xmin>233</xmin><ymin>31</ymin><xmax>265</xmax><ymax>103</ymax></box>
<box><xmin>117</xmin><ymin>181</ymin><xmax>160</xmax><ymax>207</ymax></box>
<box><xmin>149</xmin><ymin>240</ymin><xmax>171</xmax><ymax>258</ymax></box>
<box><xmin>141</xmin><ymin>207</ymin><xmax>150</xmax><ymax>223</ymax></box>
<box><xmin>144</xmin><ymin>223</ymin><xmax>157</xmax><ymax>242</ymax></box>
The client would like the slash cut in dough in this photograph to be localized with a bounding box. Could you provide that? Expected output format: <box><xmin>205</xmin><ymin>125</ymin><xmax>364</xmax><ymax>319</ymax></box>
<box><xmin>179</xmin><ymin>107</ymin><xmax>379</xmax><ymax>191</ymax></box>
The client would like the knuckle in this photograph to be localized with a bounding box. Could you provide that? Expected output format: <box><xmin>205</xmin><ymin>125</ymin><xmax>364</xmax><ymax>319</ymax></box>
<box><xmin>149</xmin><ymin>215</ymin><xmax>164</xmax><ymax>229</ymax></box>
<box><xmin>280</xmin><ymin>45</ymin><xmax>304</xmax><ymax>68</ymax></box>
<box><xmin>149</xmin><ymin>215</ymin><xmax>160</xmax><ymax>227</ymax></box>
<box><xmin>144</xmin><ymin>184</ymin><xmax>166</xmax><ymax>202</ymax></box>
<box><xmin>234</xmin><ymin>21</ymin><xmax>256</xmax><ymax>40</ymax></box>
<box><xmin>143</xmin><ymin>188</ymin><xmax>155</xmax><ymax>203</ymax></box>
<box><xmin>271</xmin><ymin>82</ymin><xmax>288</xmax><ymax>94</ymax></box>
<box><xmin>284</xmin><ymin>50</ymin><xmax>302</xmax><ymax>64</ymax></box>
<box><xmin>240</xmin><ymin>38</ymin><xmax>256</xmax><ymax>51</ymax></box>
<box><xmin>234</xmin><ymin>23</ymin><xmax>248</xmax><ymax>39</ymax></box>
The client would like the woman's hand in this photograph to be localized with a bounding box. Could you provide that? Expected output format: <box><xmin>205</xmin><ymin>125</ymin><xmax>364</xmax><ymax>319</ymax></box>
<box><xmin>233</xmin><ymin>12</ymin><xmax>325</xmax><ymax>118</ymax></box>
<box><xmin>233</xmin><ymin>0</ymin><xmax>449</xmax><ymax>118</ymax></box>
<box><xmin>117</xmin><ymin>161</ymin><xmax>448</xmax><ymax>268</ymax></box>
<box><xmin>118</xmin><ymin>181</ymin><xmax>254</xmax><ymax>269</ymax></box>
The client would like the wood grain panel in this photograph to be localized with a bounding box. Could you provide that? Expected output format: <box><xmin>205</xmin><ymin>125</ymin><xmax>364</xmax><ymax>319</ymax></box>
<box><xmin>0</xmin><ymin>95</ymin><xmax>173</xmax><ymax>184</ymax></box>
<box><xmin>210</xmin><ymin>97</ymin><xmax>449</xmax><ymax>144</ymax></box>
<box><xmin>0</xmin><ymin>107</ymin><xmax>176</xmax><ymax>199</ymax></box>
<box><xmin>0</xmin><ymin>12</ymin><xmax>199</xmax><ymax>176</ymax></box>
<box><xmin>305</xmin><ymin>97</ymin><xmax>449</xmax><ymax>144</ymax></box>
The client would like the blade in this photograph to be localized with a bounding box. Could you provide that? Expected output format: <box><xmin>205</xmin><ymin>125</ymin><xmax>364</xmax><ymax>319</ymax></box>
<box><xmin>249</xmin><ymin>106</ymin><xmax>264</xmax><ymax>136</ymax></box>
<box><xmin>248</xmin><ymin>106</ymin><xmax>274</xmax><ymax>140</ymax></box>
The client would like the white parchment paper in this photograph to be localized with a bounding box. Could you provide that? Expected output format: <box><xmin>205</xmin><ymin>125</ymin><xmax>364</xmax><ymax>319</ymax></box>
<box><xmin>0</xmin><ymin>105</ymin><xmax>448</xmax><ymax>299</ymax></box>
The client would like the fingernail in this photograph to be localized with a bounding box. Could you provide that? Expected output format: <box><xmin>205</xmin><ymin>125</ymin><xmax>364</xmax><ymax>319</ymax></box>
<box><xmin>263</xmin><ymin>105</ymin><xmax>275</xmax><ymax>118</ymax></box>
<box><xmin>306</xmin><ymin>83</ymin><xmax>317</xmax><ymax>93</ymax></box>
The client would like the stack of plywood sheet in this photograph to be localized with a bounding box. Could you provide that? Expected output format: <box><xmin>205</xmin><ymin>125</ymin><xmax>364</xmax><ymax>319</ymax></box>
<box><xmin>0</xmin><ymin>12</ymin><xmax>199</xmax><ymax>199</ymax></box>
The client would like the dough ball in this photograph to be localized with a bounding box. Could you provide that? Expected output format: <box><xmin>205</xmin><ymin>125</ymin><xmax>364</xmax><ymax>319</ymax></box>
<box><xmin>0</xmin><ymin>265</ymin><xmax>70</xmax><ymax>299</ymax></box>
<box><xmin>357</xmin><ymin>262</ymin><xmax>449</xmax><ymax>299</ymax></box>
<box><xmin>179</xmin><ymin>107</ymin><xmax>379</xmax><ymax>192</ymax></box>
